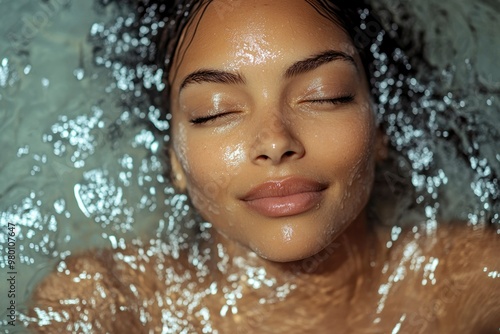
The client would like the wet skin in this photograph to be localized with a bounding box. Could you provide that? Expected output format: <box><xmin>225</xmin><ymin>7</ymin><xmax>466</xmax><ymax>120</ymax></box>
<box><xmin>28</xmin><ymin>0</ymin><xmax>500</xmax><ymax>333</ymax></box>
<box><xmin>169</xmin><ymin>0</ymin><xmax>377</xmax><ymax>262</ymax></box>
<box><xmin>29</xmin><ymin>222</ymin><xmax>500</xmax><ymax>333</ymax></box>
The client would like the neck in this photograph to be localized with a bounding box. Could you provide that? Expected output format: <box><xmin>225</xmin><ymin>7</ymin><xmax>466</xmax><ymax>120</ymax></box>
<box><xmin>204</xmin><ymin>212</ymin><xmax>374</xmax><ymax>291</ymax></box>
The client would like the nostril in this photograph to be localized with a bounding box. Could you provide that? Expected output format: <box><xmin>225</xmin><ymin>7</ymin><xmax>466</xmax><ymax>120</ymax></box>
<box><xmin>250</xmin><ymin>130</ymin><xmax>306</xmax><ymax>165</ymax></box>
<box><xmin>254</xmin><ymin>149</ymin><xmax>303</xmax><ymax>164</ymax></box>
<box><xmin>255</xmin><ymin>151</ymin><xmax>295</xmax><ymax>163</ymax></box>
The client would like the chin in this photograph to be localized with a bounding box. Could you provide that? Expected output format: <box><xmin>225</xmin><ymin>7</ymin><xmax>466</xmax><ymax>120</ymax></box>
<box><xmin>249</xmin><ymin>233</ymin><xmax>339</xmax><ymax>263</ymax></box>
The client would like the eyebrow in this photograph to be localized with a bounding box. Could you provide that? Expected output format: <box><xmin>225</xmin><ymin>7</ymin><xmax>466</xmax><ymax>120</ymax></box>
<box><xmin>179</xmin><ymin>49</ymin><xmax>356</xmax><ymax>92</ymax></box>
<box><xmin>284</xmin><ymin>50</ymin><xmax>357</xmax><ymax>78</ymax></box>
<box><xmin>180</xmin><ymin>70</ymin><xmax>245</xmax><ymax>90</ymax></box>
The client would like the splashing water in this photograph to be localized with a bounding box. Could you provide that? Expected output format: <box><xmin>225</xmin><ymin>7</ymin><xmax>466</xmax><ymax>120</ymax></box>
<box><xmin>0</xmin><ymin>0</ymin><xmax>499</xmax><ymax>332</ymax></box>
<box><xmin>0</xmin><ymin>2</ymin><xmax>193</xmax><ymax>331</ymax></box>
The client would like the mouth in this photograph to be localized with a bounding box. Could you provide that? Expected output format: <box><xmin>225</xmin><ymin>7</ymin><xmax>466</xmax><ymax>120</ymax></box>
<box><xmin>240</xmin><ymin>177</ymin><xmax>327</xmax><ymax>218</ymax></box>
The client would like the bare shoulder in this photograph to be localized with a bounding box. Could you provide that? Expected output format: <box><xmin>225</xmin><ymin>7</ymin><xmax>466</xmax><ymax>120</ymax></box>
<box><xmin>27</xmin><ymin>239</ymin><xmax>207</xmax><ymax>333</ymax></box>
<box><xmin>431</xmin><ymin>223</ymin><xmax>500</xmax><ymax>332</ymax></box>
<box><xmin>377</xmin><ymin>222</ymin><xmax>500</xmax><ymax>333</ymax></box>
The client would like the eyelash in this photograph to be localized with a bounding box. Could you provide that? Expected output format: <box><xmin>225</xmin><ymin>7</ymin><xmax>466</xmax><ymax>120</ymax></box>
<box><xmin>307</xmin><ymin>94</ymin><xmax>355</xmax><ymax>105</ymax></box>
<box><xmin>189</xmin><ymin>95</ymin><xmax>355</xmax><ymax>124</ymax></box>
<box><xmin>190</xmin><ymin>112</ymin><xmax>234</xmax><ymax>125</ymax></box>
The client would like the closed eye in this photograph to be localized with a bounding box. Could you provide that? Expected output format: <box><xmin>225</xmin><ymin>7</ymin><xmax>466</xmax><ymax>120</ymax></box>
<box><xmin>307</xmin><ymin>94</ymin><xmax>355</xmax><ymax>105</ymax></box>
<box><xmin>189</xmin><ymin>111</ymin><xmax>235</xmax><ymax>125</ymax></box>
<box><xmin>190</xmin><ymin>95</ymin><xmax>355</xmax><ymax>124</ymax></box>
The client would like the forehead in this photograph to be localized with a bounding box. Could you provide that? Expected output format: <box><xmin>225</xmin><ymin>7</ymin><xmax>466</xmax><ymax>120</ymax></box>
<box><xmin>171</xmin><ymin>0</ymin><xmax>355</xmax><ymax>80</ymax></box>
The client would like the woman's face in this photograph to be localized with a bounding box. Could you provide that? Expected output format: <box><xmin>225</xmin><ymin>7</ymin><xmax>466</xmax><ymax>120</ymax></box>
<box><xmin>169</xmin><ymin>0</ymin><xmax>377</xmax><ymax>262</ymax></box>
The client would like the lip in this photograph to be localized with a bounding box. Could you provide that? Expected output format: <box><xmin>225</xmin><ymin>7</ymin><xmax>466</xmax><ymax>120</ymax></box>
<box><xmin>240</xmin><ymin>177</ymin><xmax>327</xmax><ymax>218</ymax></box>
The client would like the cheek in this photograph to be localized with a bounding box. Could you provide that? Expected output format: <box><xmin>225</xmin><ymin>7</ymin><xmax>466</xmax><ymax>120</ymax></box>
<box><xmin>335</xmin><ymin>113</ymin><xmax>376</xmax><ymax>207</ymax></box>
<box><xmin>345</xmin><ymin>114</ymin><xmax>375</xmax><ymax>175</ymax></box>
<box><xmin>311</xmin><ymin>113</ymin><xmax>375</xmax><ymax>235</ymax></box>
<box><xmin>172</xmin><ymin>123</ymin><xmax>191</xmax><ymax>173</ymax></box>
<box><xmin>183</xmin><ymin>140</ymin><xmax>244</xmax><ymax>183</ymax></box>
<box><xmin>222</xmin><ymin>142</ymin><xmax>246</xmax><ymax>168</ymax></box>
<box><xmin>175</xmin><ymin>133</ymin><xmax>245</xmax><ymax>218</ymax></box>
<box><xmin>313</xmin><ymin>112</ymin><xmax>375</xmax><ymax>178</ymax></box>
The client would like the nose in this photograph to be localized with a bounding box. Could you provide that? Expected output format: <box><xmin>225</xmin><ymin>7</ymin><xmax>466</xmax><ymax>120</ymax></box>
<box><xmin>250</xmin><ymin>115</ymin><xmax>305</xmax><ymax>165</ymax></box>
